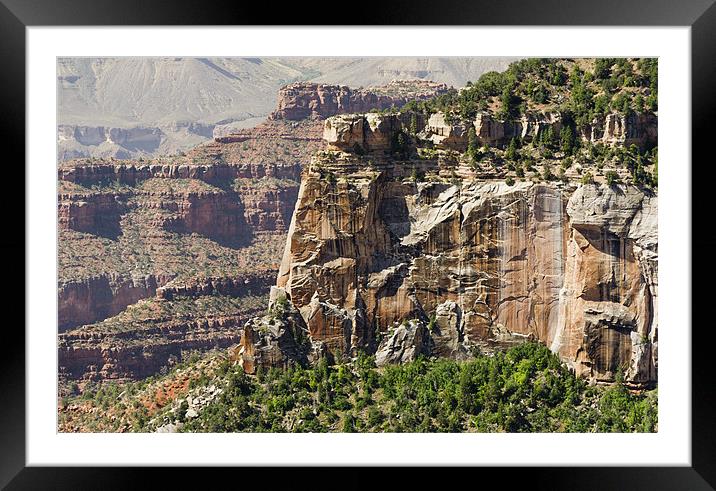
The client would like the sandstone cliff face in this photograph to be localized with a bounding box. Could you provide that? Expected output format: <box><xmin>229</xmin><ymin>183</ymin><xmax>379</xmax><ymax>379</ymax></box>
<box><xmin>234</xmin><ymin>180</ymin><xmax>299</xmax><ymax>232</ymax></box>
<box><xmin>425</xmin><ymin>111</ymin><xmax>657</xmax><ymax>150</ymax></box>
<box><xmin>558</xmin><ymin>184</ymin><xmax>657</xmax><ymax>384</ymax></box>
<box><xmin>59</xmin><ymin>314</ymin><xmax>246</xmax><ymax>381</ymax></box>
<box><xmin>270</xmin><ymin>81</ymin><xmax>448</xmax><ymax>121</ymax></box>
<box><xmin>58</xmin><ymin>274</ymin><xmax>172</xmax><ymax>332</ymax></box>
<box><xmin>588</xmin><ymin>112</ymin><xmax>658</xmax><ymax>148</ymax></box>
<box><xmin>139</xmin><ymin>187</ymin><xmax>248</xmax><ymax>246</ymax></box>
<box><xmin>58</xmin><ymin>192</ymin><xmax>128</xmax><ymax>238</ymax></box>
<box><xmin>262</xmin><ymin>115</ymin><xmax>657</xmax><ymax>385</ymax></box>
<box><xmin>58</xmin><ymin>160</ymin><xmax>301</xmax><ymax>187</ymax></box>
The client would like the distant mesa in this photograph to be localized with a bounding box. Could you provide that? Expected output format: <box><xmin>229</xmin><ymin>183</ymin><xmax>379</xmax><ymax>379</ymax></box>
<box><xmin>268</xmin><ymin>80</ymin><xmax>449</xmax><ymax>121</ymax></box>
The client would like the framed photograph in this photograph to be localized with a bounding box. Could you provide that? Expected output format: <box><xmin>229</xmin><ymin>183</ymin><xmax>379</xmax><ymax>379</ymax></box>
<box><xmin>6</xmin><ymin>0</ymin><xmax>715</xmax><ymax>487</ymax></box>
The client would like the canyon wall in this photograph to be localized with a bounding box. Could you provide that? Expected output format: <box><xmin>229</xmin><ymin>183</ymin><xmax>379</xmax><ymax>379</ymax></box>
<box><xmin>59</xmin><ymin>312</ymin><xmax>252</xmax><ymax>381</ymax></box>
<box><xmin>270</xmin><ymin>80</ymin><xmax>448</xmax><ymax>121</ymax></box>
<box><xmin>426</xmin><ymin>111</ymin><xmax>658</xmax><ymax>150</ymax></box>
<box><xmin>58</xmin><ymin>161</ymin><xmax>301</xmax><ymax>186</ymax></box>
<box><xmin>253</xmin><ymin>114</ymin><xmax>658</xmax><ymax>386</ymax></box>
<box><xmin>58</xmin><ymin>191</ymin><xmax>129</xmax><ymax>238</ymax></box>
<box><xmin>58</xmin><ymin>274</ymin><xmax>172</xmax><ymax>332</ymax></box>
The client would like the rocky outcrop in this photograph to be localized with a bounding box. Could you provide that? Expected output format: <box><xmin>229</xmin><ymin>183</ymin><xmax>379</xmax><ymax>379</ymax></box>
<box><xmin>58</xmin><ymin>160</ymin><xmax>301</xmax><ymax>187</ymax></box>
<box><xmin>58</xmin><ymin>192</ymin><xmax>128</xmax><ymax>238</ymax></box>
<box><xmin>587</xmin><ymin>112</ymin><xmax>658</xmax><ymax>148</ymax></box>
<box><xmin>156</xmin><ymin>275</ymin><xmax>274</xmax><ymax>300</ymax></box>
<box><xmin>375</xmin><ymin>320</ymin><xmax>433</xmax><ymax>366</ymax></box>
<box><xmin>431</xmin><ymin>301</ymin><xmax>470</xmax><ymax>359</ymax></box>
<box><xmin>425</xmin><ymin>110</ymin><xmax>657</xmax><ymax>150</ymax></box>
<box><xmin>58</xmin><ymin>274</ymin><xmax>172</xmax><ymax>331</ymax></box>
<box><xmin>273</xmin><ymin>137</ymin><xmax>658</xmax><ymax>384</ymax></box>
<box><xmin>323</xmin><ymin>113</ymin><xmax>405</xmax><ymax>154</ymax></box>
<box><xmin>426</xmin><ymin>113</ymin><xmax>469</xmax><ymax>149</ymax></box>
<box><xmin>270</xmin><ymin>80</ymin><xmax>448</xmax><ymax>121</ymax></box>
<box><xmin>233</xmin><ymin>304</ymin><xmax>308</xmax><ymax>374</ymax></box>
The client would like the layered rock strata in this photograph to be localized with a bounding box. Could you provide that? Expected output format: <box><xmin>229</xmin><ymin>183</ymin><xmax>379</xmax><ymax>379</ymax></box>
<box><xmin>239</xmin><ymin>113</ymin><xmax>658</xmax><ymax>386</ymax></box>
<box><xmin>59</xmin><ymin>314</ymin><xmax>250</xmax><ymax>381</ymax></box>
<box><xmin>425</xmin><ymin>111</ymin><xmax>657</xmax><ymax>150</ymax></box>
<box><xmin>270</xmin><ymin>80</ymin><xmax>448</xmax><ymax>121</ymax></box>
<box><xmin>58</xmin><ymin>293</ymin><xmax>267</xmax><ymax>381</ymax></box>
<box><xmin>58</xmin><ymin>160</ymin><xmax>301</xmax><ymax>187</ymax></box>
<box><xmin>58</xmin><ymin>274</ymin><xmax>172</xmax><ymax>332</ymax></box>
<box><xmin>58</xmin><ymin>191</ymin><xmax>129</xmax><ymax>237</ymax></box>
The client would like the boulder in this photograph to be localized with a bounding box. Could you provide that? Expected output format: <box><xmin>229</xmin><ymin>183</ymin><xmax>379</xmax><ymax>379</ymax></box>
<box><xmin>323</xmin><ymin>114</ymin><xmax>365</xmax><ymax>150</ymax></box>
<box><xmin>375</xmin><ymin>320</ymin><xmax>433</xmax><ymax>366</ymax></box>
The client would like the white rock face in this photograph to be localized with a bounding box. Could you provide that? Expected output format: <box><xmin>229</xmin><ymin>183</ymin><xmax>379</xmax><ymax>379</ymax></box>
<box><xmin>426</xmin><ymin>112</ymin><xmax>468</xmax><ymax>149</ymax></box>
<box><xmin>375</xmin><ymin>320</ymin><xmax>433</xmax><ymax>367</ymax></box>
<box><xmin>323</xmin><ymin>114</ymin><xmax>365</xmax><ymax>149</ymax></box>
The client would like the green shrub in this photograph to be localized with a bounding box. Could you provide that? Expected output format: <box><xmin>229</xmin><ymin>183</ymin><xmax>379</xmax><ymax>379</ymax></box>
<box><xmin>605</xmin><ymin>170</ymin><xmax>620</xmax><ymax>186</ymax></box>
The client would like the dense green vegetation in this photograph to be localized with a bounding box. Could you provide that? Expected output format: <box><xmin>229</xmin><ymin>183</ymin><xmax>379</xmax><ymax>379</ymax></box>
<box><xmin>397</xmin><ymin>58</ymin><xmax>659</xmax><ymax>189</ymax></box>
<box><xmin>402</xmin><ymin>58</ymin><xmax>657</xmax><ymax>130</ymax></box>
<box><xmin>178</xmin><ymin>342</ymin><xmax>656</xmax><ymax>433</ymax></box>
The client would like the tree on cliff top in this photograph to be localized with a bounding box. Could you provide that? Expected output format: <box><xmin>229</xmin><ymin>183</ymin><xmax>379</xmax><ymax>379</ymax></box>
<box><xmin>467</xmin><ymin>126</ymin><xmax>479</xmax><ymax>162</ymax></box>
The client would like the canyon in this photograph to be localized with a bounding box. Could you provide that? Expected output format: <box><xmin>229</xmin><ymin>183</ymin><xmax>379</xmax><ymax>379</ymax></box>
<box><xmin>58</xmin><ymin>65</ymin><xmax>658</xmax><ymax>390</ymax></box>
<box><xmin>57</xmin><ymin>80</ymin><xmax>448</xmax><ymax>381</ymax></box>
<box><xmin>236</xmin><ymin>111</ymin><xmax>658</xmax><ymax>386</ymax></box>
<box><xmin>58</xmin><ymin>57</ymin><xmax>512</xmax><ymax>160</ymax></box>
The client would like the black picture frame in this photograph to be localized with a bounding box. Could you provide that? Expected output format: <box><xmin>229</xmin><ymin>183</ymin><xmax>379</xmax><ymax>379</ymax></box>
<box><xmin>4</xmin><ymin>0</ymin><xmax>714</xmax><ymax>488</ymax></box>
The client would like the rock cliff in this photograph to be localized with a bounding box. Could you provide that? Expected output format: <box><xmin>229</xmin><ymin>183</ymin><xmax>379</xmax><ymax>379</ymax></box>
<box><xmin>58</xmin><ymin>274</ymin><xmax>171</xmax><ymax>332</ymax></box>
<box><xmin>270</xmin><ymin>80</ymin><xmax>448</xmax><ymax>121</ymax></box>
<box><xmin>58</xmin><ymin>294</ymin><xmax>263</xmax><ymax>381</ymax></box>
<box><xmin>241</xmin><ymin>113</ymin><xmax>658</xmax><ymax>386</ymax></box>
<box><xmin>425</xmin><ymin>110</ymin><xmax>657</xmax><ymax>150</ymax></box>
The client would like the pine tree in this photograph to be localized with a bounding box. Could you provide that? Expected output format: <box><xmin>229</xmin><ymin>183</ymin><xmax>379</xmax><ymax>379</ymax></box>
<box><xmin>560</xmin><ymin>126</ymin><xmax>576</xmax><ymax>155</ymax></box>
<box><xmin>542</xmin><ymin>126</ymin><xmax>557</xmax><ymax>149</ymax></box>
<box><xmin>409</xmin><ymin>113</ymin><xmax>419</xmax><ymax>136</ymax></box>
<box><xmin>606</xmin><ymin>170</ymin><xmax>619</xmax><ymax>186</ymax></box>
<box><xmin>467</xmin><ymin>126</ymin><xmax>479</xmax><ymax>162</ymax></box>
<box><xmin>505</xmin><ymin>137</ymin><xmax>518</xmax><ymax>160</ymax></box>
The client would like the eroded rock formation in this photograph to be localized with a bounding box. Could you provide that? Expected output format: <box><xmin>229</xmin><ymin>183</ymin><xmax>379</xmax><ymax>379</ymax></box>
<box><xmin>59</xmin><ymin>313</ymin><xmax>248</xmax><ymax>381</ymax></box>
<box><xmin>425</xmin><ymin>110</ymin><xmax>657</xmax><ymax>150</ymax></box>
<box><xmin>58</xmin><ymin>274</ymin><xmax>173</xmax><ymax>332</ymax></box>
<box><xmin>270</xmin><ymin>80</ymin><xmax>448</xmax><ymax>121</ymax></box>
<box><xmin>242</xmin><ymin>113</ymin><xmax>658</xmax><ymax>385</ymax></box>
